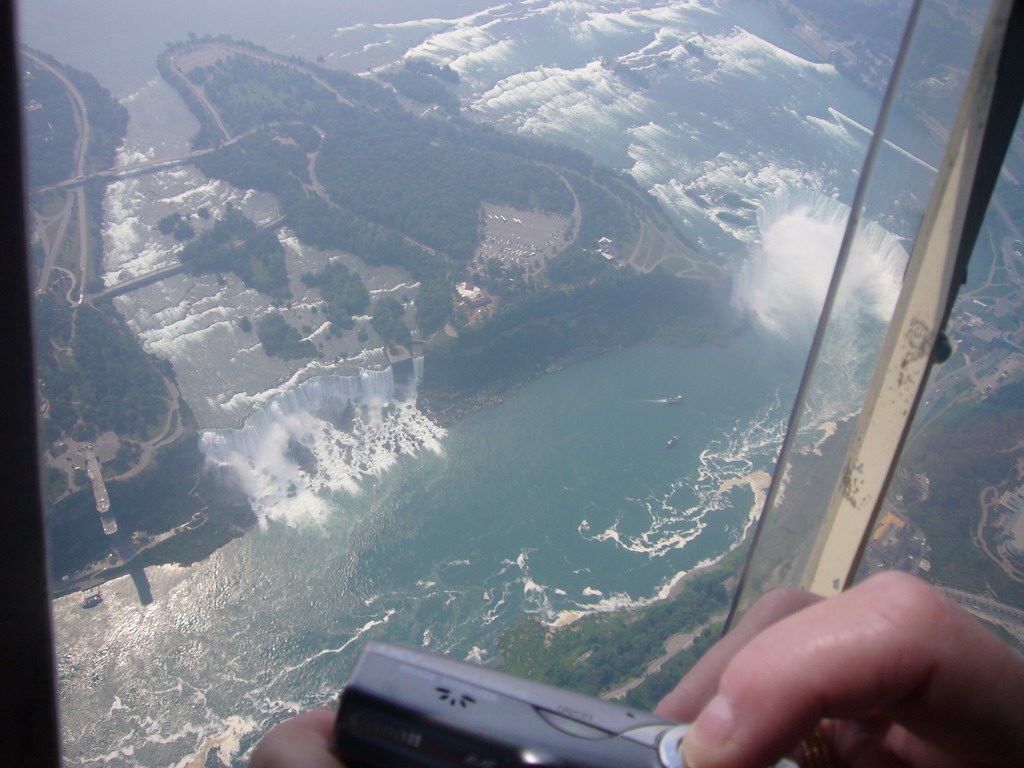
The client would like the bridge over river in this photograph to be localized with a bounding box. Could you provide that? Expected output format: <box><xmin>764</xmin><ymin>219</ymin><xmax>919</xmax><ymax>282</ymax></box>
<box><xmin>93</xmin><ymin>214</ymin><xmax>288</xmax><ymax>299</ymax></box>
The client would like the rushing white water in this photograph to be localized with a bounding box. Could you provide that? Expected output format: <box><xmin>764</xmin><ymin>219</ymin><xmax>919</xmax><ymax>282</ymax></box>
<box><xmin>201</xmin><ymin>366</ymin><xmax>445</xmax><ymax>526</ymax></box>
<box><xmin>733</xmin><ymin>189</ymin><xmax>907</xmax><ymax>340</ymax></box>
<box><xmin>732</xmin><ymin>188</ymin><xmax>909</xmax><ymax>424</ymax></box>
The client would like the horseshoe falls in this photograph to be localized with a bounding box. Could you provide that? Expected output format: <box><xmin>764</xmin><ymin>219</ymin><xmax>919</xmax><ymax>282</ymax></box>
<box><xmin>733</xmin><ymin>188</ymin><xmax>909</xmax><ymax>425</ymax></box>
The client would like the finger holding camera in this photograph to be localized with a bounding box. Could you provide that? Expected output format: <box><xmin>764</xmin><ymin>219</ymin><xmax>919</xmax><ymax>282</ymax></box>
<box><xmin>249</xmin><ymin>709</ymin><xmax>340</xmax><ymax>768</ymax></box>
<box><xmin>655</xmin><ymin>571</ymin><xmax>1024</xmax><ymax>768</ymax></box>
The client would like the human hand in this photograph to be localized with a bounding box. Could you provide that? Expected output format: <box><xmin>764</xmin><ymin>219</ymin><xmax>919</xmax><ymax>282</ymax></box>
<box><xmin>655</xmin><ymin>571</ymin><xmax>1024</xmax><ymax>767</ymax></box>
<box><xmin>248</xmin><ymin>709</ymin><xmax>341</xmax><ymax>768</ymax></box>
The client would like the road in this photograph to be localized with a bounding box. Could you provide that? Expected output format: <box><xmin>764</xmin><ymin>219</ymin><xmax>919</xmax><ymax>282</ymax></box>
<box><xmin>28</xmin><ymin>47</ymin><xmax>195</xmax><ymax>489</ymax></box>
<box><xmin>941</xmin><ymin>586</ymin><xmax>1024</xmax><ymax>642</ymax></box>
<box><xmin>31</xmin><ymin>198</ymin><xmax>74</xmax><ymax>294</ymax></box>
<box><xmin>108</xmin><ymin>379</ymin><xmax>185</xmax><ymax>482</ymax></box>
<box><xmin>26</xmin><ymin>48</ymin><xmax>91</xmax><ymax>303</ymax></box>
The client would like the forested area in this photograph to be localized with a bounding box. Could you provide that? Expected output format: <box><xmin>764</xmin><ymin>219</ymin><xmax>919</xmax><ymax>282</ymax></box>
<box><xmin>195</xmin><ymin>128</ymin><xmax>442</xmax><ymax>282</ymax></box>
<box><xmin>381</xmin><ymin>60</ymin><xmax>461</xmax><ymax>115</ymax></box>
<box><xmin>286</xmin><ymin>193</ymin><xmax>449</xmax><ymax>282</ymax></box>
<box><xmin>564</xmin><ymin>170</ymin><xmax>641</xmax><ymax>250</ymax></box>
<box><xmin>34</xmin><ymin>291</ymin><xmax>76</xmax><ymax>443</ymax></box>
<box><xmin>158</xmin><ymin>212</ymin><xmax>196</xmax><ymax>241</ymax></box>
<box><xmin>423</xmin><ymin>272</ymin><xmax>722</xmax><ymax>396</ymax></box>
<box><xmin>370</xmin><ymin>295</ymin><xmax>412</xmax><ymax>347</ymax></box>
<box><xmin>196</xmin><ymin>129</ymin><xmax>309</xmax><ymax>192</ymax></box>
<box><xmin>72</xmin><ymin>304</ymin><xmax>169</xmax><ymax>437</ymax></box>
<box><xmin>498</xmin><ymin>570</ymin><xmax>729</xmax><ymax>696</ymax></box>
<box><xmin>622</xmin><ymin>622</ymin><xmax>721</xmax><ymax>711</ymax></box>
<box><xmin>313</xmin><ymin>103</ymin><xmax>574</xmax><ymax>259</ymax></box>
<box><xmin>413</xmin><ymin>278</ymin><xmax>453</xmax><ymax>336</ymax></box>
<box><xmin>60</xmin><ymin>60</ymin><xmax>129</xmax><ymax>173</ymax></box>
<box><xmin>257</xmin><ymin>312</ymin><xmax>319</xmax><ymax>360</ymax></box>
<box><xmin>23</xmin><ymin>58</ymin><xmax>76</xmax><ymax>187</ymax></box>
<box><xmin>22</xmin><ymin>50</ymin><xmax>129</xmax><ymax>189</ymax></box>
<box><xmin>201</xmin><ymin>56</ymin><xmax>342</xmax><ymax>135</ymax></box>
<box><xmin>178</xmin><ymin>204</ymin><xmax>291</xmax><ymax>300</ymax></box>
<box><xmin>35</xmin><ymin>296</ymin><xmax>169</xmax><ymax>443</ymax></box>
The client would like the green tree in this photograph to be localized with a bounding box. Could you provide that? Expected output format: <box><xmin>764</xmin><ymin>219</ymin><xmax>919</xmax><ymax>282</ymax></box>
<box><xmin>415</xmin><ymin>278</ymin><xmax>453</xmax><ymax>335</ymax></box>
<box><xmin>178</xmin><ymin>205</ymin><xmax>291</xmax><ymax>300</ymax></box>
<box><xmin>371</xmin><ymin>296</ymin><xmax>412</xmax><ymax>346</ymax></box>
<box><xmin>301</xmin><ymin>261</ymin><xmax>370</xmax><ymax>334</ymax></box>
<box><xmin>256</xmin><ymin>313</ymin><xmax>319</xmax><ymax>360</ymax></box>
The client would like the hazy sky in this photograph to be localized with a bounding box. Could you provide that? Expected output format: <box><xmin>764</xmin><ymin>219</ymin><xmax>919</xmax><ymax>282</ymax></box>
<box><xmin>17</xmin><ymin>0</ymin><xmax>499</xmax><ymax>95</ymax></box>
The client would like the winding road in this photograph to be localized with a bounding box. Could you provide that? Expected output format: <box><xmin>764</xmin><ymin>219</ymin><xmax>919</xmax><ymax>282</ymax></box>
<box><xmin>27</xmin><ymin>48</ymin><xmax>90</xmax><ymax>303</ymax></box>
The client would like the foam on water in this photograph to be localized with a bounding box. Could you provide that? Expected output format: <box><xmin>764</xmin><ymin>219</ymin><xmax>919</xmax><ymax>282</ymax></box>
<box><xmin>201</xmin><ymin>369</ymin><xmax>445</xmax><ymax>525</ymax></box>
<box><xmin>695</xmin><ymin>23</ymin><xmax>836</xmax><ymax>82</ymax></box>
<box><xmin>732</xmin><ymin>188</ymin><xmax>908</xmax><ymax>424</ymax></box>
<box><xmin>102</xmin><ymin>168</ymin><xmax>278</xmax><ymax>282</ymax></box>
<box><xmin>566</xmin><ymin>393</ymin><xmax>785</xmax><ymax>620</ymax></box>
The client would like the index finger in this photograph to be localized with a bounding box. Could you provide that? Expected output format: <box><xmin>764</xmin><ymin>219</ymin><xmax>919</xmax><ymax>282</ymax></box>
<box><xmin>682</xmin><ymin>572</ymin><xmax>1024</xmax><ymax>768</ymax></box>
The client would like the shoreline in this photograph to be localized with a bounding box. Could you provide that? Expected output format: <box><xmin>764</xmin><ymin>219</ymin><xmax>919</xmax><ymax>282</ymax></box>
<box><xmin>493</xmin><ymin>467</ymin><xmax>769</xmax><ymax>691</ymax></box>
<box><xmin>417</xmin><ymin>342</ymin><xmax>631</xmax><ymax>426</ymax></box>
<box><xmin>553</xmin><ymin>468</ymin><xmax>770</xmax><ymax>628</ymax></box>
<box><xmin>418</xmin><ymin>317</ymin><xmax>744</xmax><ymax>427</ymax></box>
<box><xmin>53</xmin><ymin>326</ymin><xmax>742</xmax><ymax>602</ymax></box>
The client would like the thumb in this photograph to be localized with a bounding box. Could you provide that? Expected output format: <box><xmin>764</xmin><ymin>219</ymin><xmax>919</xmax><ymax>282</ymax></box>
<box><xmin>681</xmin><ymin>572</ymin><xmax>1024</xmax><ymax>768</ymax></box>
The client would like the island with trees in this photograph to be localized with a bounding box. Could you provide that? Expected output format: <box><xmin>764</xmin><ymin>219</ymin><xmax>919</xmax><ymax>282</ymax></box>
<box><xmin>159</xmin><ymin>36</ymin><xmax>731</xmax><ymax>410</ymax></box>
<box><xmin>29</xmin><ymin>35</ymin><xmax>732</xmax><ymax>601</ymax></box>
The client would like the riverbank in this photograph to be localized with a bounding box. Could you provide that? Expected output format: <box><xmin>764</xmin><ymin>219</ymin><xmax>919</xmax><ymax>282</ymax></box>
<box><xmin>418</xmin><ymin>341</ymin><xmax>632</xmax><ymax>425</ymax></box>
<box><xmin>496</xmin><ymin>539</ymin><xmax>752</xmax><ymax>704</ymax></box>
<box><xmin>600</xmin><ymin>609</ymin><xmax>728</xmax><ymax>701</ymax></box>
<box><xmin>48</xmin><ymin>436</ymin><xmax>256</xmax><ymax>599</ymax></box>
<box><xmin>419</xmin><ymin>278</ymin><xmax>740</xmax><ymax>426</ymax></box>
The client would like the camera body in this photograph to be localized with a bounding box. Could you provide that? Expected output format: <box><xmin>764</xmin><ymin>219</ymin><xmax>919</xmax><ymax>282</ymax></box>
<box><xmin>333</xmin><ymin>641</ymin><xmax>796</xmax><ymax>768</ymax></box>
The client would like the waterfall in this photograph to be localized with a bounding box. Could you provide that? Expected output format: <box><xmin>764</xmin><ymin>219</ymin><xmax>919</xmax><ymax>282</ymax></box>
<box><xmin>200</xmin><ymin>361</ymin><xmax>444</xmax><ymax>526</ymax></box>
<box><xmin>732</xmin><ymin>188</ymin><xmax>909</xmax><ymax>425</ymax></box>
<box><xmin>732</xmin><ymin>189</ymin><xmax>908</xmax><ymax>341</ymax></box>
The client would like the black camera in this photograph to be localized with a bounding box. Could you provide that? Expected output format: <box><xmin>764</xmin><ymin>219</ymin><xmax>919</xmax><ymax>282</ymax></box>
<box><xmin>333</xmin><ymin>641</ymin><xmax>794</xmax><ymax>768</ymax></box>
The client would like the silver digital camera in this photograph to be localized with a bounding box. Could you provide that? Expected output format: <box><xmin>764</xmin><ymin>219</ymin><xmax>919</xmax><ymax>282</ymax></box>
<box><xmin>333</xmin><ymin>641</ymin><xmax>795</xmax><ymax>768</ymax></box>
